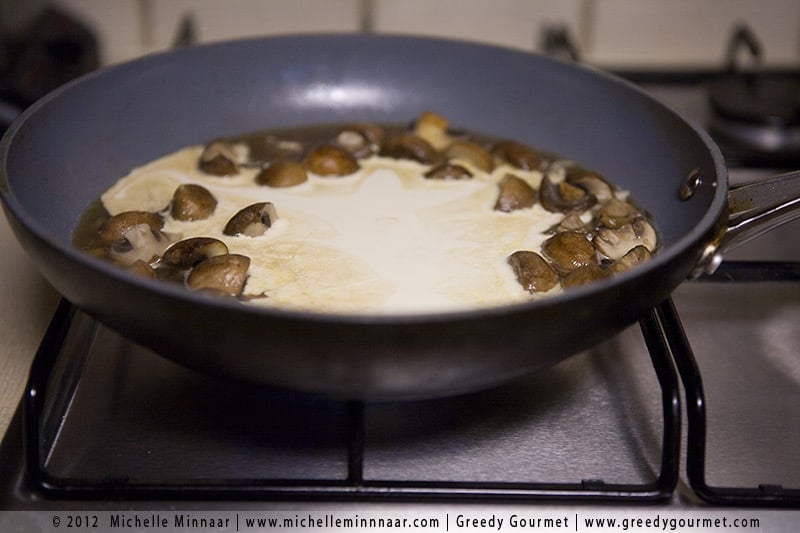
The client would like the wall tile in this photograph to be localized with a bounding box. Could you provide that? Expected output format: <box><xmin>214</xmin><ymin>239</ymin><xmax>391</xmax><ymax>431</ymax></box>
<box><xmin>372</xmin><ymin>0</ymin><xmax>586</xmax><ymax>53</ymax></box>
<box><xmin>588</xmin><ymin>0</ymin><xmax>800</xmax><ymax>68</ymax></box>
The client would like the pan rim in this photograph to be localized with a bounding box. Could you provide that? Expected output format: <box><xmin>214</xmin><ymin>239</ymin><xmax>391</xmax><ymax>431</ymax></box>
<box><xmin>0</xmin><ymin>33</ymin><xmax>729</xmax><ymax>326</ymax></box>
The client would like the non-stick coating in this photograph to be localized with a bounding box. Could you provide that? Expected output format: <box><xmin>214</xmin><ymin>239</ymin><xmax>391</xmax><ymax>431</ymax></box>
<box><xmin>0</xmin><ymin>35</ymin><xmax>727</xmax><ymax>399</ymax></box>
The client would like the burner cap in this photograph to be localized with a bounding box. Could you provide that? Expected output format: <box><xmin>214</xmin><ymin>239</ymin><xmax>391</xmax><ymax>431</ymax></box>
<box><xmin>708</xmin><ymin>73</ymin><xmax>800</xmax><ymax>161</ymax></box>
<box><xmin>709</xmin><ymin>73</ymin><xmax>800</xmax><ymax>127</ymax></box>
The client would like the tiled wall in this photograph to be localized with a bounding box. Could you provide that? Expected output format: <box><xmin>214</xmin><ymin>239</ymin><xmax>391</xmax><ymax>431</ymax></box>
<box><xmin>3</xmin><ymin>0</ymin><xmax>799</xmax><ymax>68</ymax></box>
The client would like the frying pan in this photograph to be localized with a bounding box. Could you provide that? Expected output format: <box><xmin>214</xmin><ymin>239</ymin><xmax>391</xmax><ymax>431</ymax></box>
<box><xmin>1</xmin><ymin>34</ymin><xmax>797</xmax><ymax>400</ymax></box>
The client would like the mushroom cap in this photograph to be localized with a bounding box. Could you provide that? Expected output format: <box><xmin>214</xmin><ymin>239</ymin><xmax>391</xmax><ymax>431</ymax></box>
<box><xmin>98</xmin><ymin>211</ymin><xmax>164</xmax><ymax>245</ymax></box>
<box><xmin>162</xmin><ymin>237</ymin><xmax>229</xmax><ymax>269</ymax></box>
<box><xmin>493</xmin><ymin>174</ymin><xmax>537</xmax><ymax>212</ymax></box>
<box><xmin>198</xmin><ymin>139</ymin><xmax>239</xmax><ymax>176</ymax></box>
<box><xmin>256</xmin><ymin>161</ymin><xmax>309</xmax><ymax>187</ymax></box>
<box><xmin>507</xmin><ymin>250</ymin><xmax>559</xmax><ymax>293</ymax></box>
<box><xmin>380</xmin><ymin>133</ymin><xmax>438</xmax><ymax>164</ymax></box>
<box><xmin>304</xmin><ymin>144</ymin><xmax>360</xmax><ymax>176</ymax></box>
<box><xmin>423</xmin><ymin>163</ymin><xmax>473</xmax><ymax>181</ymax></box>
<box><xmin>542</xmin><ymin>230</ymin><xmax>597</xmax><ymax>273</ymax></box>
<box><xmin>491</xmin><ymin>140</ymin><xmax>543</xmax><ymax>171</ymax></box>
<box><xmin>186</xmin><ymin>253</ymin><xmax>251</xmax><ymax>295</ymax></box>
<box><xmin>223</xmin><ymin>202</ymin><xmax>278</xmax><ymax>237</ymax></box>
<box><xmin>170</xmin><ymin>183</ymin><xmax>218</xmax><ymax>221</ymax></box>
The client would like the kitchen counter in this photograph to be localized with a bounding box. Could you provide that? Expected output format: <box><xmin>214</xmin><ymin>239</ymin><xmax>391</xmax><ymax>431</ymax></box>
<box><xmin>0</xmin><ymin>213</ymin><xmax>61</xmax><ymax>440</ymax></box>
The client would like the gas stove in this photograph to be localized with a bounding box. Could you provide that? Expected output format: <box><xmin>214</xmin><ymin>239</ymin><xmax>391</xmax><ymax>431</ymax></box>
<box><xmin>1</xmin><ymin>32</ymin><xmax>800</xmax><ymax>514</ymax></box>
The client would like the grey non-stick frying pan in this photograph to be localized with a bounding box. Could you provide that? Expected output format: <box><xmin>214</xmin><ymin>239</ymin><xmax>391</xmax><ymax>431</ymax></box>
<box><xmin>1</xmin><ymin>34</ymin><xmax>797</xmax><ymax>399</ymax></box>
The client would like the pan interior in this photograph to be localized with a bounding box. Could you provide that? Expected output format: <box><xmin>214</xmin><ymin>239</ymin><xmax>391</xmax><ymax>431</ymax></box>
<box><xmin>2</xmin><ymin>34</ymin><xmax>724</xmax><ymax>311</ymax></box>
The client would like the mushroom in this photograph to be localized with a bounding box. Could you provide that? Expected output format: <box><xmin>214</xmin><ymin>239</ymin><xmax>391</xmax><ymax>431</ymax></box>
<box><xmin>186</xmin><ymin>254</ymin><xmax>250</xmax><ymax>296</ymax></box>
<box><xmin>108</xmin><ymin>222</ymin><xmax>171</xmax><ymax>266</ymax></box>
<box><xmin>609</xmin><ymin>245</ymin><xmax>652</xmax><ymax>274</ymax></box>
<box><xmin>412</xmin><ymin>110</ymin><xmax>452</xmax><ymax>151</ymax></box>
<box><xmin>98</xmin><ymin>211</ymin><xmax>164</xmax><ymax>245</ymax></box>
<box><xmin>161</xmin><ymin>237</ymin><xmax>229</xmax><ymax>270</ymax></box>
<box><xmin>255</xmin><ymin>161</ymin><xmax>308</xmax><ymax>187</ymax></box>
<box><xmin>223</xmin><ymin>202</ymin><xmax>278</xmax><ymax>237</ymax></box>
<box><xmin>539</xmin><ymin>173</ymin><xmax>596</xmax><ymax>213</ymax></box>
<box><xmin>304</xmin><ymin>144</ymin><xmax>360</xmax><ymax>176</ymax></box>
<box><xmin>170</xmin><ymin>183</ymin><xmax>217</xmax><ymax>221</ymax></box>
<box><xmin>198</xmin><ymin>139</ymin><xmax>239</xmax><ymax>176</ymax></box>
<box><xmin>597</xmin><ymin>198</ymin><xmax>642</xmax><ymax>228</ymax></box>
<box><xmin>563</xmin><ymin>264</ymin><xmax>609</xmax><ymax>288</ymax></box>
<box><xmin>491</xmin><ymin>140</ymin><xmax>543</xmax><ymax>171</ymax></box>
<box><xmin>445</xmin><ymin>140</ymin><xmax>495</xmax><ymax>172</ymax></box>
<box><xmin>565</xmin><ymin>167</ymin><xmax>615</xmax><ymax>202</ymax></box>
<box><xmin>380</xmin><ymin>133</ymin><xmax>438</xmax><ymax>164</ymax></box>
<box><xmin>542</xmin><ymin>230</ymin><xmax>597</xmax><ymax>273</ymax></box>
<box><xmin>548</xmin><ymin>212</ymin><xmax>588</xmax><ymax>234</ymax></box>
<box><xmin>507</xmin><ymin>251</ymin><xmax>559</xmax><ymax>293</ymax></box>
<box><xmin>494</xmin><ymin>174</ymin><xmax>537</xmax><ymax>212</ymax></box>
<box><xmin>593</xmin><ymin>218</ymin><xmax>657</xmax><ymax>260</ymax></box>
<box><xmin>335</xmin><ymin>123</ymin><xmax>384</xmax><ymax>158</ymax></box>
<box><xmin>423</xmin><ymin>163</ymin><xmax>473</xmax><ymax>181</ymax></box>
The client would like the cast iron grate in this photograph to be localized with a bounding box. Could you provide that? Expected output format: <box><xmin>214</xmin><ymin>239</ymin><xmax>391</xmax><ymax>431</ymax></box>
<box><xmin>23</xmin><ymin>299</ymin><xmax>681</xmax><ymax>502</ymax></box>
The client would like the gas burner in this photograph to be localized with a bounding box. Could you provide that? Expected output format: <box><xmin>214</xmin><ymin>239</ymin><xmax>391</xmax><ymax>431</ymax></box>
<box><xmin>707</xmin><ymin>25</ymin><xmax>800</xmax><ymax>167</ymax></box>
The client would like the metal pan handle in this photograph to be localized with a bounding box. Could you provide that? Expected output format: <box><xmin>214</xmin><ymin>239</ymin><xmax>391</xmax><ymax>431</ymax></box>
<box><xmin>693</xmin><ymin>169</ymin><xmax>800</xmax><ymax>276</ymax></box>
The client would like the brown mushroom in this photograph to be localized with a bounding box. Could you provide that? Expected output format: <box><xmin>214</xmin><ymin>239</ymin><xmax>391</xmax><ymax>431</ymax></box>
<box><xmin>593</xmin><ymin>218</ymin><xmax>657</xmax><ymax>260</ymax></box>
<box><xmin>507</xmin><ymin>251</ymin><xmax>559</xmax><ymax>293</ymax></box>
<box><xmin>255</xmin><ymin>161</ymin><xmax>308</xmax><ymax>187</ymax></box>
<box><xmin>565</xmin><ymin>167</ymin><xmax>615</xmax><ymax>202</ymax></box>
<box><xmin>494</xmin><ymin>174</ymin><xmax>537</xmax><ymax>212</ymax></box>
<box><xmin>162</xmin><ymin>237</ymin><xmax>229</xmax><ymax>269</ymax></box>
<box><xmin>304</xmin><ymin>144</ymin><xmax>360</xmax><ymax>176</ymax></box>
<box><xmin>491</xmin><ymin>140</ymin><xmax>544</xmax><ymax>171</ymax></box>
<box><xmin>98</xmin><ymin>211</ymin><xmax>164</xmax><ymax>245</ymax></box>
<box><xmin>223</xmin><ymin>202</ymin><xmax>278</xmax><ymax>237</ymax></box>
<box><xmin>380</xmin><ymin>133</ymin><xmax>438</xmax><ymax>164</ymax></box>
<box><xmin>107</xmin><ymin>223</ymin><xmax>171</xmax><ymax>266</ymax></box>
<box><xmin>597</xmin><ymin>198</ymin><xmax>641</xmax><ymax>228</ymax></box>
<box><xmin>542</xmin><ymin>230</ymin><xmax>597</xmax><ymax>273</ymax></box>
<box><xmin>335</xmin><ymin>123</ymin><xmax>384</xmax><ymax>158</ymax></box>
<box><xmin>198</xmin><ymin>139</ymin><xmax>239</xmax><ymax>176</ymax></box>
<box><xmin>423</xmin><ymin>163</ymin><xmax>473</xmax><ymax>181</ymax></box>
<box><xmin>563</xmin><ymin>264</ymin><xmax>609</xmax><ymax>288</ymax></box>
<box><xmin>445</xmin><ymin>140</ymin><xmax>494</xmax><ymax>172</ymax></box>
<box><xmin>170</xmin><ymin>183</ymin><xmax>217</xmax><ymax>221</ymax></box>
<box><xmin>412</xmin><ymin>110</ymin><xmax>452</xmax><ymax>151</ymax></box>
<box><xmin>126</xmin><ymin>260</ymin><xmax>157</xmax><ymax>279</ymax></box>
<box><xmin>186</xmin><ymin>254</ymin><xmax>250</xmax><ymax>295</ymax></box>
<box><xmin>609</xmin><ymin>245</ymin><xmax>652</xmax><ymax>274</ymax></box>
<box><xmin>539</xmin><ymin>174</ymin><xmax>596</xmax><ymax>213</ymax></box>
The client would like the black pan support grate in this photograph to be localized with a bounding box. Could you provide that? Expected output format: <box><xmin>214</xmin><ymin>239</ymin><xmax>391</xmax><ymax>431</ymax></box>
<box><xmin>24</xmin><ymin>305</ymin><xmax>680</xmax><ymax>503</ymax></box>
<box><xmin>668</xmin><ymin>261</ymin><xmax>800</xmax><ymax>507</ymax></box>
<box><xmin>19</xmin><ymin>261</ymin><xmax>799</xmax><ymax>505</ymax></box>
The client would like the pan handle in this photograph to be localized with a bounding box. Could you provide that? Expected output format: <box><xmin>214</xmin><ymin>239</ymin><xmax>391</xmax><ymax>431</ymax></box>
<box><xmin>692</xmin><ymin>169</ymin><xmax>800</xmax><ymax>277</ymax></box>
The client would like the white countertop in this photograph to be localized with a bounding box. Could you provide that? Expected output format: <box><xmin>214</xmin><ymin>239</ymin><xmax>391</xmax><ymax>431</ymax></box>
<box><xmin>0</xmin><ymin>212</ymin><xmax>61</xmax><ymax>441</ymax></box>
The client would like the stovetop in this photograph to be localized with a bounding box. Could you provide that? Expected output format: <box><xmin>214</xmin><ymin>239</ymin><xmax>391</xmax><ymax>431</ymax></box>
<box><xmin>2</xmin><ymin>46</ymin><xmax>800</xmax><ymax>510</ymax></box>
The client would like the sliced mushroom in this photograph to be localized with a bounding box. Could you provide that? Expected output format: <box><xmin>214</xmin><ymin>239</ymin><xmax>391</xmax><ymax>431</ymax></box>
<box><xmin>565</xmin><ymin>167</ymin><xmax>615</xmax><ymax>202</ymax></box>
<box><xmin>162</xmin><ymin>237</ymin><xmax>229</xmax><ymax>269</ymax></box>
<box><xmin>597</xmin><ymin>198</ymin><xmax>641</xmax><ymax>228</ymax></box>
<box><xmin>563</xmin><ymin>264</ymin><xmax>609</xmax><ymax>288</ymax></box>
<box><xmin>255</xmin><ymin>161</ymin><xmax>308</xmax><ymax>187</ymax></box>
<box><xmin>412</xmin><ymin>110</ymin><xmax>452</xmax><ymax>151</ymax></box>
<box><xmin>445</xmin><ymin>140</ymin><xmax>494</xmax><ymax>172</ymax></box>
<box><xmin>98</xmin><ymin>211</ymin><xmax>164</xmax><ymax>245</ymax></box>
<box><xmin>108</xmin><ymin>223</ymin><xmax>170</xmax><ymax>266</ymax></box>
<box><xmin>539</xmin><ymin>173</ymin><xmax>596</xmax><ymax>213</ymax></box>
<box><xmin>423</xmin><ymin>163</ymin><xmax>473</xmax><ymax>181</ymax></box>
<box><xmin>609</xmin><ymin>245</ymin><xmax>652</xmax><ymax>274</ymax></box>
<box><xmin>380</xmin><ymin>133</ymin><xmax>438</xmax><ymax>164</ymax></box>
<box><xmin>593</xmin><ymin>218</ymin><xmax>658</xmax><ymax>260</ymax></box>
<box><xmin>304</xmin><ymin>144</ymin><xmax>360</xmax><ymax>176</ymax></box>
<box><xmin>186</xmin><ymin>254</ymin><xmax>250</xmax><ymax>296</ymax></box>
<box><xmin>494</xmin><ymin>174</ymin><xmax>537</xmax><ymax>212</ymax></box>
<box><xmin>542</xmin><ymin>230</ymin><xmax>597</xmax><ymax>273</ymax></box>
<box><xmin>491</xmin><ymin>140</ymin><xmax>543</xmax><ymax>171</ymax></box>
<box><xmin>198</xmin><ymin>139</ymin><xmax>239</xmax><ymax>176</ymax></box>
<box><xmin>223</xmin><ymin>202</ymin><xmax>278</xmax><ymax>237</ymax></box>
<box><xmin>170</xmin><ymin>183</ymin><xmax>217</xmax><ymax>221</ymax></box>
<box><xmin>548</xmin><ymin>212</ymin><xmax>588</xmax><ymax>234</ymax></box>
<box><xmin>336</xmin><ymin>123</ymin><xmax>384</xmax><ymax>158</ymax></box>
<box><xmin>508</xmin><ymin>251</ymin><xmax>559</xmax><ymax>293</ymax></box>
